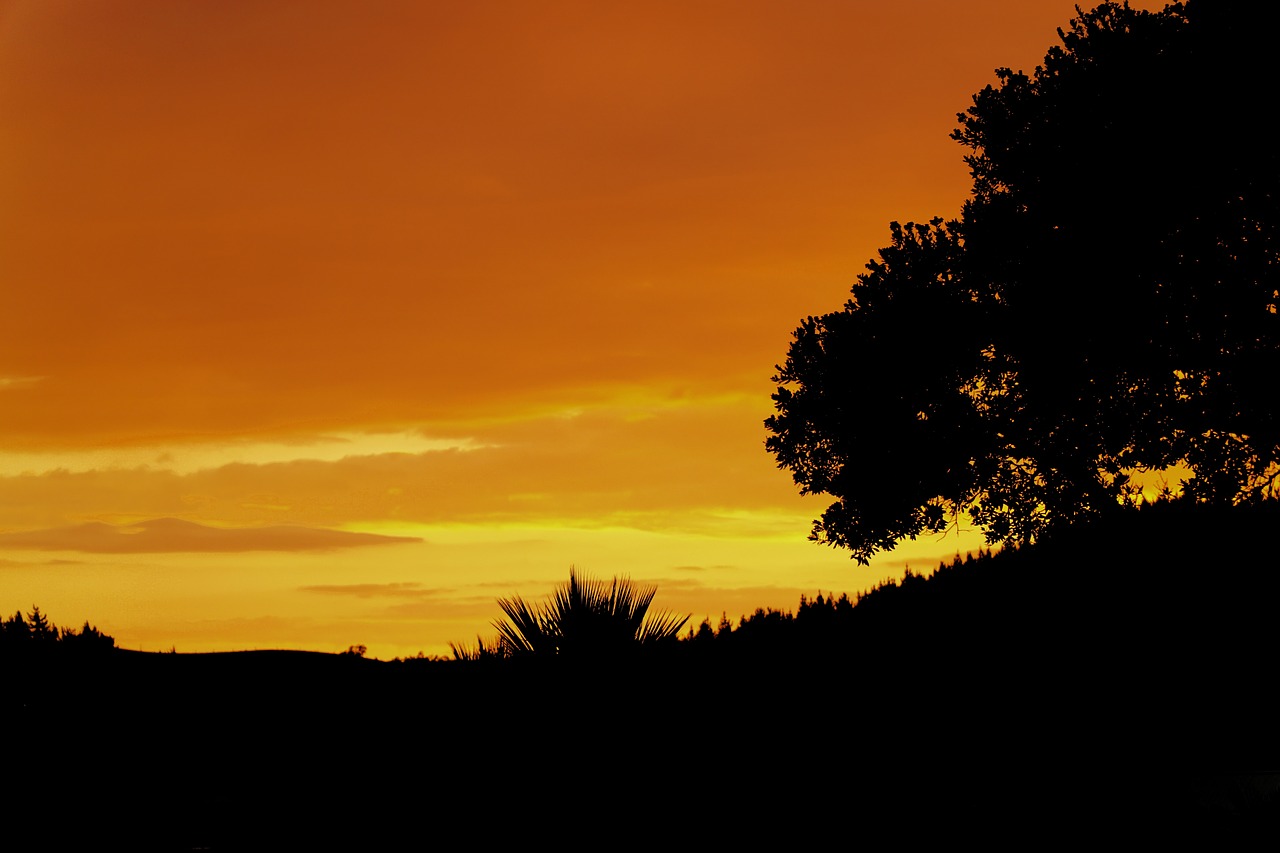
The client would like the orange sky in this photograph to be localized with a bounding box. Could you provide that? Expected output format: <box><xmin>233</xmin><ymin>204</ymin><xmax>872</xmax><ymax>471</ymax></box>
<box><xmin>0</xmin><ymin>0</ymin><xmax>1163</xmax><ymax>657</ymax></box>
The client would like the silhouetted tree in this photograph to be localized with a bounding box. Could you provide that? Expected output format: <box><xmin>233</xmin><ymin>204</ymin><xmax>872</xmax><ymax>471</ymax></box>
<box><xmin>492</xmin><ymin>567</ymin><xmax>689</xmax><ymax>658</ymax></box>
<box><xmin>26</xmin><ymin>606</ymin><xmax>58</xmax><ymax>646</ymax></box>
<box><xmin>1</xmin><ymin>609</ymin><xmax>30</xmax><ymax>650</ymax></box>
<box><xmin>767</xmin><ymin>1</ymin><xmax>1280</xmax><ymax>562</ymax></box>
<box><xmin>59</xmin><ymin>620</ymin><xmax>116</xmax><ymax>652</ymax></box>
<box><xmin>686</xmin><ymin>618</ymin><xmax>716</xmax><ymax>645</ymax></box>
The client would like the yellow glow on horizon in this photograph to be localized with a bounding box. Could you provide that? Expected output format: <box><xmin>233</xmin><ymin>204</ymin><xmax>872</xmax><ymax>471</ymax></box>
<box><xmin>0</xmin><ymin>518</ymin><xmax>986</xmax><ymax>660</ymax></box>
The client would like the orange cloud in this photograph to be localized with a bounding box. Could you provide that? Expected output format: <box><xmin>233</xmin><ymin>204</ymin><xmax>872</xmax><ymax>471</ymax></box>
<box><xmin>0</xmin><ymin>517</ymin><xmax>421</xmax><ymax>553</ymax></box>
<box><xmin>0</xmin><ymin>395</ymin><xmax>802</xmax><ymax>531</ymax></box>
<box><xmin>300</xmin><ymin>582</ymin><xmax>442</xmax><ymax>599</ymax></box>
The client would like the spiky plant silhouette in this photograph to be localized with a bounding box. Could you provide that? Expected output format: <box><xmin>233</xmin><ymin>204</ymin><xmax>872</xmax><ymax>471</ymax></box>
<box><xmin>448</xmin><ymin>634</ymin><xmax>510</xmax><ymax>662</ymax></box>
<box><xmin>494</xmin><ymin>567</ymin><xmax>689</xmax><ymax>658</ymax></box>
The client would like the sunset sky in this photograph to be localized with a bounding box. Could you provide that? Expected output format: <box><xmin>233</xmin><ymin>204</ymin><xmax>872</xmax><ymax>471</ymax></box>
<box><xmin>0</xmin><ymin>0</ymin><xmax>1161</xmax><ymax>658</ymax></box>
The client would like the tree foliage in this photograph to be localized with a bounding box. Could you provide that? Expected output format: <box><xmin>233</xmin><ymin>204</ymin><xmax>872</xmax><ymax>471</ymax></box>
<box><xmin>767</xmin><ymin>1</ymin><xmax>1280</xmax><ymax>563</ymax></box>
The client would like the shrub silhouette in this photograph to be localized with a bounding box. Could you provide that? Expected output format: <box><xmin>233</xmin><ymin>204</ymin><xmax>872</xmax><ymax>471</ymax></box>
<box><xmin>493</xmin><ymin>567</ymin><xmax>688</xmax><ymax>658</ymax></box>
<box><xmin>448</xmin><ymin>635</ymin><xmax>509</xmax><ymax>662</ymax></box>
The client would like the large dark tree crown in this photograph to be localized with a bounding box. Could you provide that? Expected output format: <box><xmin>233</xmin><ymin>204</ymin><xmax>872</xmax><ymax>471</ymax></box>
<box><xmin>768</xmin><ymin>1</ymin><xmax>1280</xmax><ymax>563</ymax></box>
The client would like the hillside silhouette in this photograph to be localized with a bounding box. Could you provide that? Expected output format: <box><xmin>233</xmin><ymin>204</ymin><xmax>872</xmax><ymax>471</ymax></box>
<box><xmin>10</xmin><ymin>496</ymin><xmax>1278</xmax><ymax>847</ymax></box>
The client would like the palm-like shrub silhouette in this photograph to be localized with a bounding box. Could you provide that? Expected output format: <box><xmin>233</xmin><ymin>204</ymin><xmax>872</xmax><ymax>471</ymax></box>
<box><xmin>493</xmin><ymin>568</ymin><xmax>689</xmax><ymax>658</ymax></box>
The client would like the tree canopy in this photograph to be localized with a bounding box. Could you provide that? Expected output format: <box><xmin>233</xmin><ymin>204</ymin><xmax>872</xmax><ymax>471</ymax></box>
<box><xmin>766</xmin><ymin>1</ymin><xmax>1280</xmax><ymax>563</ymax></box>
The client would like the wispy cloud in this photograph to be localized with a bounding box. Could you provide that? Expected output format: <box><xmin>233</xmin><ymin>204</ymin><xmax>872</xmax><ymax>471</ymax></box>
<box><xmin>0</xmin><ymin>376</ymin><xmax>44</xmax><ymax>390</ymax></box>
<box><xmin>0</xmin><ymin>518</ymin><xmax>422</xmax><ymax>553</ymax></box>
<box><xmin>0</xmin><ymin>397</ymin><xmax>808</xmax><ymax>535</ymax></box>
<box><xmin>300</xmin><ymin>582</ymin><xmax>442</xmax><ymax>599</ymax></box>
<box><xmin>0</xmin><ymin>429</ymin><xmax>487</xmax><ymax>477</ymax></box>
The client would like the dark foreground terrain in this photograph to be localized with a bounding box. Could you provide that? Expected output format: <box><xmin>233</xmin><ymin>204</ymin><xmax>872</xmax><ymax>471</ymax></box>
<box><xmin>9</xmin><ymin>500</ymin><xmax>1280</xmax><ymax>848</ymax></box>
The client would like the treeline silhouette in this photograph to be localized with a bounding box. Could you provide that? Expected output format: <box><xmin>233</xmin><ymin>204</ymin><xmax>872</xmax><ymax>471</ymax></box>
<box><xmin>1</xmin><ymin>605</ymin><xmax>116</xmax><ymax>655</ymax></box>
